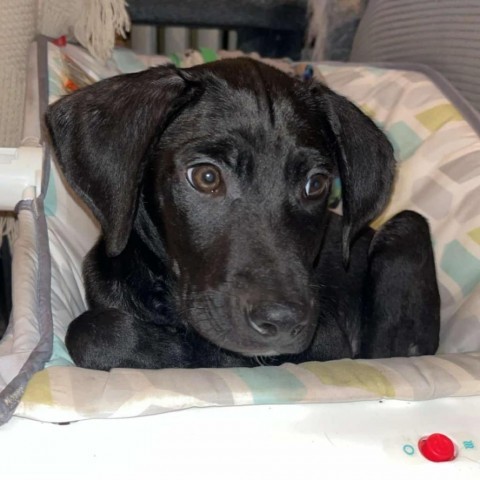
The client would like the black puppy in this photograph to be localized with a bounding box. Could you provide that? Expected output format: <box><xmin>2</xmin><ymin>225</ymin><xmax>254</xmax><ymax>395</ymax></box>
<box><xmin>45</xmin><ymin>58</ymin><xmax>440</xmax><ymax>370</ymax></box>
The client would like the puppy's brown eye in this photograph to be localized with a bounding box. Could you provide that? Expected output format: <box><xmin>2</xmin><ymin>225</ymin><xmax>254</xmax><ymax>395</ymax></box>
<box><xmin>187</xmin><ymin>164</ymin><xmax>222</xmax><ymax>193</ymax></box>
<box><xmin>304</xmin><ymin>173</ymin><xmax>328</xmax><ymax>199</ymax></box>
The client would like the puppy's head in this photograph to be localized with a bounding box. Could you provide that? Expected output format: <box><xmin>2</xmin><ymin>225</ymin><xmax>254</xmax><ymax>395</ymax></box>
<box><xmin>46</xmin><ymin>59</ymin><xmax>395</xmax><ymax>357</ymax></box>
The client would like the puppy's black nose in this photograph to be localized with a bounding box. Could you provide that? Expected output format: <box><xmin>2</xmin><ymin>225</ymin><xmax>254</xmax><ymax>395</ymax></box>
<box><xmin>248</xmin><ymin>303</ymin><xmax>307</xmax><ymax>339</ymax></box>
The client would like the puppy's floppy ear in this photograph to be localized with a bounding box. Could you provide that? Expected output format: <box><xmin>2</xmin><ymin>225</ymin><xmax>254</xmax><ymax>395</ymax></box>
<box><xmin>323</xmin><ymin>88</ymin><xmax>396</xmax><ymax>265</ymax></box>
<box><xmin>45</xmin><ymin>66</ymin><xmax>199</xmax><ymax>257</ymax></box>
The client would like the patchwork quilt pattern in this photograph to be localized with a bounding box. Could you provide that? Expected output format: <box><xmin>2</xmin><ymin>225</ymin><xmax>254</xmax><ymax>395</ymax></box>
<box><xmin>313</xmin><ymin>64</ymin><xmax>480</xmax><ymax>354</ymax></box>
<box><xmin>11</xmin><ymin>49</ymin><xmax>480</xmax><ymax>422</ymax></box>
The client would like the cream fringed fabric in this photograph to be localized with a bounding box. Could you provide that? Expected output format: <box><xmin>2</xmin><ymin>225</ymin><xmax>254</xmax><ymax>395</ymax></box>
<box><xmin>74</xmin><ymin>0</ymin><xmax>130</xmax><ymax>63</ymax></box>
<box><xmin>0</xmin><ymin>0</ymin><xmax>130</xmax><ymax>148</ymax></box>
<box><xmin>39</xmin><ymin>0</ymin><xmax>130</xmax><ymax>63</ymax></box>
<box><xmin>0</xmin><ymin>0</ymin><xmax>37</xmax><ymax>147</ymax></box>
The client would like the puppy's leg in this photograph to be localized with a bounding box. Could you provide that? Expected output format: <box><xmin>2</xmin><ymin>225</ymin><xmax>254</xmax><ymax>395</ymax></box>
<box><xmin>65</xmin><ymin>309</ymin><xmax>193</xmax><ymax>370</ymax></box>
<box><xmin>360</xmin><ymin>210</ymin><xmax>440</xmax><ymax>358</ymax></box>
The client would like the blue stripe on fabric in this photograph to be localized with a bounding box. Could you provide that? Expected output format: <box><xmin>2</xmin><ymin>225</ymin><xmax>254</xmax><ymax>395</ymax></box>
<box><xmin>233</xmin><ymin>366</ymin><xmax>306</xmax><ymax>404</ymax></box>
<box><xmin>441</xmin><ymin>240</ymin><xmax>480</xmax><ymax>297</ymax></box>
<box><xmin>44</xmin><ymin>168</ymin><xmax>57</xmax><ymax>216</ymax></box>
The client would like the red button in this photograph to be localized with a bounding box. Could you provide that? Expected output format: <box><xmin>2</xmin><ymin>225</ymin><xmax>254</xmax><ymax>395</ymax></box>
<box><xmin>418</xmin><ymin>433</ymin><xmax>456</xmax><ymax>462</ymax></box>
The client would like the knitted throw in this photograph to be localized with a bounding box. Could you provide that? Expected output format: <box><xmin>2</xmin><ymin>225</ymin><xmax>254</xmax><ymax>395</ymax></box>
<box><xmin>0</xmin><ymin>0</ymin><xmax>130</xmax><ymax>148</ymax></box>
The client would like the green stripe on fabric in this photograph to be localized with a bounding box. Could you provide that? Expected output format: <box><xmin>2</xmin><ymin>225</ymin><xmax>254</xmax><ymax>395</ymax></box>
<box><xmin>169</xmin><ymin>53</ymin><xmax>181</xmax><ymax>67</ymax></box>
<box><xmin>233</xmin><ymin>366</ymin><xmax>306</xmax><ymax>404</ymax></box>
<box><xmin>199</xmin><ymin>48</ymin><xmax>219</xmax><ymax>63</ymax></box>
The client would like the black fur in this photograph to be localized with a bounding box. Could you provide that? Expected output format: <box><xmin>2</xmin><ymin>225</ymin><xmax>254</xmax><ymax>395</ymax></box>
<box><xmin>45</xmin><ymin>58</ymin><xmax>440</xmax><ymax>370</ymax></box>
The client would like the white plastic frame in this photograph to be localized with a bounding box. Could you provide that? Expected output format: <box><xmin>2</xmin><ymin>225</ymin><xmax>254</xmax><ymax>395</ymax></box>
<box><xmin>0</xmin><ymin>146</ymin><xmax>42</xmax><ymax>209</ymax></box>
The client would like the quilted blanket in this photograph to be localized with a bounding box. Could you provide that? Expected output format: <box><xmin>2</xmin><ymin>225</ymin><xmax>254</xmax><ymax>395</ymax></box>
<box><xmin>6</xmin><ymin>45</ymin><xmax>480</xmax><ymax>423</ymax></box>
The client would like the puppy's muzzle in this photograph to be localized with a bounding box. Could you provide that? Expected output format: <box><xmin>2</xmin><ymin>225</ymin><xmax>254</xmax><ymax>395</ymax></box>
<box><xmin>239</xmin><ymin>299</ymin><xmax>316</xmax><ymax>355</ymax></box>
<box><xmin>248</xmin><ymin>302</ymin><xmax>309</xmax><ymax>341</ymax></box>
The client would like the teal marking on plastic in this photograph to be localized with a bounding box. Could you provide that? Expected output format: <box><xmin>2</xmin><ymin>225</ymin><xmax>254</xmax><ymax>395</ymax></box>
<box><xmin>403</xmin><ymin>444</ymin><xmax>415</xmax><ymax>456</ymax></box>
<box><xmin>463</xmin><ymin>440</ymin><xmax>475</xmax><ymax>449</ymax></box>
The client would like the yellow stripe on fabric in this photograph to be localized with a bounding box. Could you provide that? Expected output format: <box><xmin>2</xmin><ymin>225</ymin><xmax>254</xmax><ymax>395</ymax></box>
<box><xmin>21</xmin><ymin>369</ymin><xmax>53</xmax><ymax>406</ymax></box>
<box><xmin>468</xmin><ymin>227</ymin><xmax>480</xmax><ymax>245</ymax></box>
<box><xmin>302</xmin><ymin>360</ymin><xmax>395</xmax><ymax>397</ymax></box>
<box><xmin>416</xmin><ymin>104</ymin><xmax>463</xmax><ymax>132</ymax></box>
<box><xmin>360</xmin><ymin>104</ymin><xmax>376</xmax><ymax>119</ymax></box>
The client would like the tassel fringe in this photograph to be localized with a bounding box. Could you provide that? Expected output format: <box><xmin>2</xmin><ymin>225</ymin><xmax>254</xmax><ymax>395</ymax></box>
<box><xmin>74</xmin><ymin>0</ymin><xmax>131</xmax><ymax>62</ymax></box>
